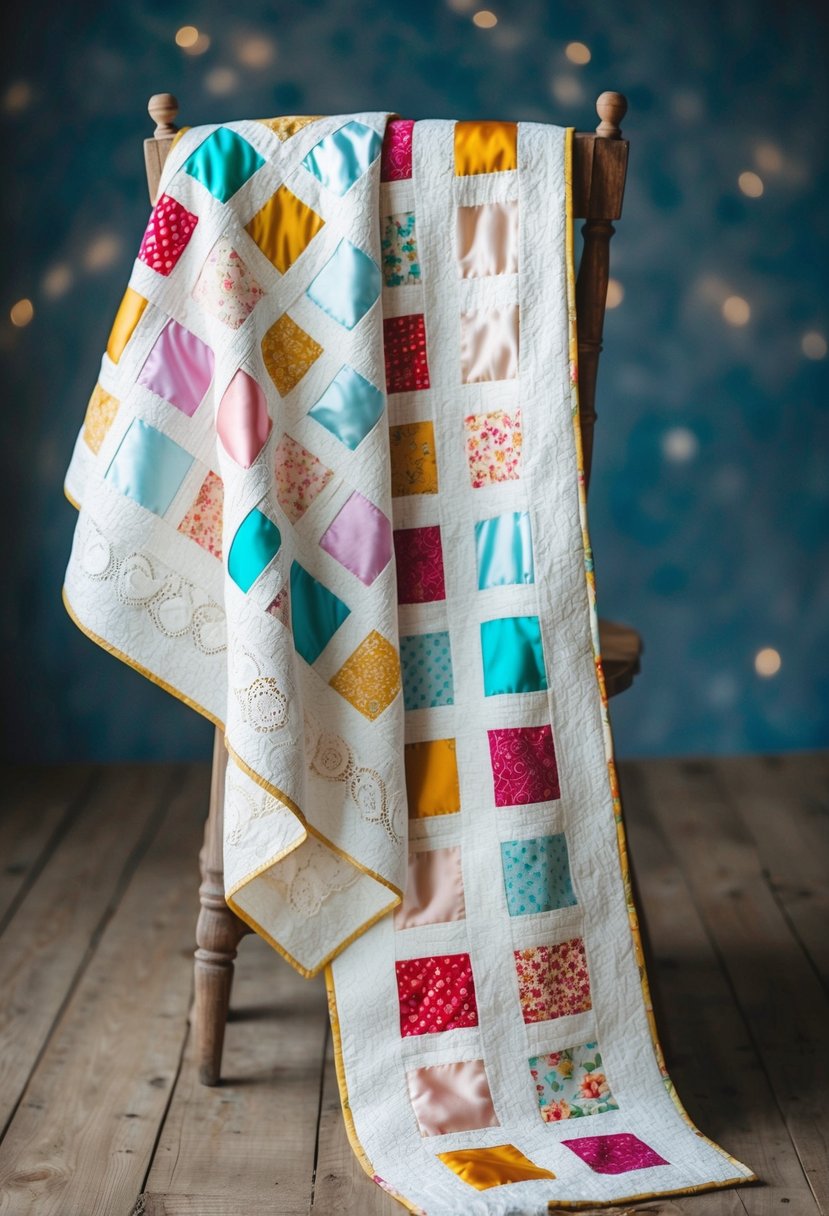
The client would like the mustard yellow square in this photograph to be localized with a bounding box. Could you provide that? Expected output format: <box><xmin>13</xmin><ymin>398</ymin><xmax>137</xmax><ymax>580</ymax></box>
<box><xmin>246</xmin><ymin>184</ymin><xmax>325</xmax><ymax>274</ymax></box>
<box><xmin>261</xmin><ymin>314</ymin><xmax>324</xmax><ymax>397</ymax></box>
<box><xmin>404</xmin><ymin>738</ymin><xmax>460</xmax><ymax>818</ymax></box>
<box><xmin>82</xmin><ymin>383</ymin><xmax>119</xmax><ymax>454</ymax></box>
<box><xmin>454</xmin><ymin>121</ymin><xmax>518</xmax><ymax>176</ymax></box>
<box><xmin>389</xmin><ymin>421</ymin><xmax>438</xmax><ymax>497</ymax></box>
<box><xmin>437</xmin><ymin>1144</ymin><xmax>555</xmax><ymax>1190</ymax></box>
<box><xmin>106</xmin><ymin>287</ymin><xmax>148</xmax><ymax>364</ymax></box>
<box><xmin>257</xmin><ymin>115</ymin><xmax>323</xmax><ymax>141</ymax></box>
<box><xmin>330</xmin><ymin>631</ymin><xmax>401</xmax><ymax>720</ymax></box>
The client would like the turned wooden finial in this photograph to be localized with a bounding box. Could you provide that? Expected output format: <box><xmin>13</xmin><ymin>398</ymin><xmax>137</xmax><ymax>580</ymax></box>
<box><xmin>148</xmin><ymin>93</ymin><xmax>179</xmax><ymax>138</ymax></box>
<box><xmin>595</xmin><ymin>91</ymin><xmax>627</xmax><ymax>139</ymax></box>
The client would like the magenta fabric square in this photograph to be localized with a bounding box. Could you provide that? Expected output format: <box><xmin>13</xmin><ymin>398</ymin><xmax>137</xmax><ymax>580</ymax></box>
<box><xmin>137</xmin><ymin>319</ymin><xmax>214</xmax><ymax>417</ymax></box>
<box><xmin>393</xmin><ymin>526</ymin><xmax>445</xmax><ymax>604</ymax></box>
<box><xmin>138</xmin><ymin>193</ymin><xmax>198</xmax><ymax>276</ymax></box>
<box><xmin>381</xmin><ymin>118</ymin><xmax>414</xmax><ymax>181</ymax></box>
<box><xmin>395</xmin><ymin>953</ymin><xmax>478</xmax><ymax>1037</ymax></box>
<box><xmin>488</xmin><ymin>724</ymin><xmax>560</xmax><ymax>806</ymax></box>
<box><xmin>563</xmin><ymin>1133</ymin><xmax>669</xmax><ymax>1175</ymax></box>
<box><xmin>383</xmin><ymin>314</ymin><xmax>430</xmax><ymax>394</ymax></box>
<box><xmin>319</xmin><ymin>491</ymin><xmax>392</xmax><ymax>586</ymax></box>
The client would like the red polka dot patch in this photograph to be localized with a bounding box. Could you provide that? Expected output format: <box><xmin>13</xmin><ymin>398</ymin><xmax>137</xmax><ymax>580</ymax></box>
<box><xmin>395</xmin><ymin>953</ymin><xmax>478</xmax><ymax>1037</ymax></box>
<box><xmin>138</xmin><ymin>193</ymin><xmax>199</xmax><ymax>276</ymax></box>
<box><xmin>383</xmin><ymin>313</ymin><xmax>431</xmax><ymax>394</ymax></box>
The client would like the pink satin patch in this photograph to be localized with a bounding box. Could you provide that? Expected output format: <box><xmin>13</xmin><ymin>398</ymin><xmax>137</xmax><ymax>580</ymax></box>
<box><xmin>137</xmin><ymin>319</ymin><xmax>214</xmax><ymax>417</ymax></box>
<box><xmin>406</xmin><ymin>1059</ymin><xmax>499</xmax><ymax>1137</ymax></box>
<box><xmin>217</xmin><ymin>369</ymin><xmax>272</xmax><ymax>467</ymax></box>
<box><xmin>457</xmin><ymin>201</ymin><xmax>518</xmax><ymax>278</ymax></box>
<box><xmin>394</xmin><ymin>846</ymin><xmax>465</xmax><ymax>929</ymax></box>
<box><xmin>460</xmin><ymin>305</ymin><xmax>519</xmax><ymax>383</ymax></box>
<box><xmin>319</xmin><ymin>491</ymin><xmax>392</xmax><ymax>586</ymax></box>
<box><xmin>381</xmin><ymin>118</ymin><xmax>414</xmax><ymax>181</ymax></box>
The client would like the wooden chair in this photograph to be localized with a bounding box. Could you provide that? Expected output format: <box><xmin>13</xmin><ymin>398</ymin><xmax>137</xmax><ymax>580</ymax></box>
<box><xmin>143</xmin><ymin>92</ymin><xmax>641</xmax><ymax>1085</ymax></box>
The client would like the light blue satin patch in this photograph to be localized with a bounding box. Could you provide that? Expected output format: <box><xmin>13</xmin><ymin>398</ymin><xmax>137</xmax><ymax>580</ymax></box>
<box><xmin>306</xmin><ymin>240</ymin><xmax>380</xmax><ymax>330</ymax></box>
<box><xmin>181</xmin><ymin>128</ymin><xmax>265</xmax><ymax>203</ymax></box>
<box><xmin>480</xmin><ymin>616</ymin><xmax>547</xmax><ymax>696</ymax></box>
<box><xmin>290</xmin><ymin>561</ymin><xmax>350</xmax><ymax>665</ymax></box>
<box><xmin>308</xmin><ymin>364</ymin><xmax>385</xmax><ymax>450</ymax></box>
<box><xmin>475</xmin><ymin>511</ymin><xmax>534</xmax><ymax>589</ymax></box>
<box><xmin>227</xmin><ymin>507</ymin><xmax>281</xmax><ymax>593</ymax></box>
<box><xmin>105</xmin><ymin>418</ymin><xmax>193</xmax><ymax>517</ymax></box>
<box><xmin>301</xmin><ymin>120</ymin><xmax>382</xmax><ymax>196</ymax></box>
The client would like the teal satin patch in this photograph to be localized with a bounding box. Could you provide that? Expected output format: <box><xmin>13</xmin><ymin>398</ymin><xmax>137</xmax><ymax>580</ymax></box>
<box><xmin>309</xmin><ymin>364</ymin><xmax>385</xmax><ymax>450</ymax></box>
<box><xmin>306</xmin><ymin>240</ymin><xmax>380</xmax><ymax>330</ymax></box>
<box><xmin>105</xmin><ymin>418</ymin><xmax>193</xmax><ymax>517</ymax></box>
<box><xmin>227</xmin><ymin>507</ymin><xmax>281</xmax><ymax>593</ymax></box>
<box><xmin>290</xmin><ymin>561</ymin><xmax>350</xmax><ymax>664</ymax></box>
<box><xmin>182</xmin><ymin>128</ymin><xmax>265</xmax><ymax>204</ymax></box>
<box><xmin>475</xmin><ymin>511</ymin><xmax>534</xmax><ymax>589</ymax></box>
<box><xmin>301</xmin><ymin>120</ymin><xmax>382</xmax><ymax>196</ymax></box>
<box><xmin>480</xmin><ymin>616</ymin><xmax>547</xmax><ymax>696</ymax></box>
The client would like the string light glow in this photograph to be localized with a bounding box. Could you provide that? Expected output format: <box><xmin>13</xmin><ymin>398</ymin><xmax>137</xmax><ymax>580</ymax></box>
<box><xmin>801</xmin><ymin>331</ymin><xmax>827</xmax><ymax>360</ymax></box>
<box><xmin>738</xmin><ymin>171</ymin><xmax>764</xmax><ymax>198</ymax></box>
<box><xmin>42</xmin><ymin>264</ymin><xmax>73</xmax><ymax>299</ymax></box>
<box><xmin>83</xmin><ymin>234</ymin><xmax>121</xmax><ymax>272</ymax></box>
<box><xmin>472</xmin><ymin>9</ymin><xmax>498</xmax><ymax>27</ymax></box>
<box><xmin>754</xmin><ymin>648</ymin><xmax>781</xmax><ymax>677</ymax></box>
<box><xmin>235</xmin><ymin>35</ymin><xmax>276</xmax><ymax>68</ymax></box>
<box><xmin>550</xmin><ymin>75</ymin><xmax>583</xmax><ymax>105</ymax></box>
<box><xmin>722</xmin><ymin>295</ymin><xmax>750</xmax><ymax>326</ymax></box>
<box><xmin>565</xmin><ymin>41</ymin><xmax>591</xmax><ymax>64</ymax></box>
<box><xmin>204</xmin><ymin>67</ymin><xmax>239</xmax><ymax>95</ymax></box>
<box><xmin>175</xmin><ymin>25</ymin><xmax>200</xmax><ymax>47</ymax></box>
<box><xmin>754</xmin><ymin>142</ymin><xmax>783</xmax><ymax>173</ymax></box>
<box><xmin>605</xmin><ymin>279</ymin><xmax>624</xmax><ymax>308</ymax></box>
<box><xmin>10</xmin><ymin>299</ymin><xmax>34</xmax><ymax>328</ymax></box>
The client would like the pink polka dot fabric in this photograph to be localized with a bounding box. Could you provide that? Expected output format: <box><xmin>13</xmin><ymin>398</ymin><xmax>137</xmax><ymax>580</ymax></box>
<box><xmin>395</xmin><ymin>953</ymin><xmax>478</xmax><ymax>1036</ymax></box>
<box><xmin>138</xmin><ymin>193</ymin><xmax>198</xmax><ymax>276</ymax></box>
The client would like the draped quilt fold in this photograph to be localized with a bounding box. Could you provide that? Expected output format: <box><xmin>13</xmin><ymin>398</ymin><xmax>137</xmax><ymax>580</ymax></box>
<box><xmin>63</xmin><ymin>112</ymin><xmax>754</xmax><ymax>1211</ymax></box>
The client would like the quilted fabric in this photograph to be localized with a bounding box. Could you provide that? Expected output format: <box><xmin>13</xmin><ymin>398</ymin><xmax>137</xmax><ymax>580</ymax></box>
<box><xmin>62</xmin><ymin>114</ymin><xmax>754</xmax><ymax>1213</ymax></box>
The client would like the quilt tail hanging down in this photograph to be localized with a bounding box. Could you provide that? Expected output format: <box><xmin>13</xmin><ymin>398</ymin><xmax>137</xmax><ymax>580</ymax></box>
<box><xmin>62</xmin><ymin>111</ymin><xmax>755</xmax><ymax>1211</ymax></box>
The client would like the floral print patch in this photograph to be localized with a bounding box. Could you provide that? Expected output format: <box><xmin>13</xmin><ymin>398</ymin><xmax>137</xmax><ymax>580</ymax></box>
<box><xmin>464</xmin><ymin>408</ymin><xmax>522</xmax><ymax>488</ymax></box>
<box><xmin>266</xmin><ymin>584</ymin><xmax>290</xmax><ymax>628</ymax></box>
<box><xmin>562</xmin><ymin>1133</ymin><xmax>669</xmax><ymax>1175</ymax></box>
<box><xmin>381</xmin><ymin>118</ymin><xmax>414</xmax><ymax>181</ymax></box>
<box><xmin>514</xmin><ymin>938</ymin><xmax>592</xmax><ymax>1024</ymax></box>
<box><xmin>501</xmin><ymin>833</ymin><xmax>577</xmax><ymax>916</ymax></box>
<box><xmin>273</xmin><ymin>433</ymin><xmax>333</xmax><ymax>523</ymax></box>
<box><xmin>82</xmin><ymin>383</ymin><xmax>119</xmax><ymax>455</ymax></box>
<box><xmin>400</xmin><ymin>631</ymin><xmax>454</xmax><ymax>711</ymax></box>
<box><xmin>382</xmin><ymin>212</ymin><xmax>420</xmax><ymax>287</ymax></box>
<box><xmin>395</xmin><ymin>953</ymin><xmax>478</xmax><ymax>1036</ymax></box>
<box><xmin>488</xmin><ymin>724</ymin><xmax>560</xmax><ymax>806</ymax></box>
<box><xmin>529</xmin><ymin>1042</ymin><xmax>619</xmax><ymax>1122</ymax></box>
<box><xmin>191</xmin><ymin>235</ymin><xmax>265</xmax><ymax>329</ymax></box>
<box><xmin>261</xmin><ymin>313</ymin><xmax>324</xmax><ymax>397</ymax></box>
<box><xmin>177</xmin><ymin>469</ymin><xmax>224</xmax><ymax>559</ymax></box>
<box><xmin>389</xmin><ymin>421</ymin><xmax>438</xmax><ymax>497</ymax></box>
<box><xmin>138</xmin><ymin>193</ymin><xmax>198</xmax><ymax>276</ymax></box>
<box><xmin>384</xmin><ymin>314</ymin><xmax>430</xmax><ymax>393</ymax></box>
<box><xmin>394</xmin><ymin>527</ymin><xmax>445</xmax><ymax>604</ymax></box>
<box><xmin>329</xmin><ymin>630</ymin><xmax>401</xmax><ymax>720</ymax></box>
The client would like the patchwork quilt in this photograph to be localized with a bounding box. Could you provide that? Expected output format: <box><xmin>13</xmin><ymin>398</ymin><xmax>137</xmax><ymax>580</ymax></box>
<box><xmin>63</xmin><ymin>112</ymin><xmax>754</xmax><ymax>1211</ymax></box>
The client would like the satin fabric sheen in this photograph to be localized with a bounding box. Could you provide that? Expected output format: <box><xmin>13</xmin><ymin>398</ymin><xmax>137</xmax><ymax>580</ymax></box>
<box><xmin>394</xmin><ymin>846</ymin><xmax>466</xmax><ymax>929</ymax></box>
<box><xmin>217</xmin><ymin>369</ymin><xmax>272</xmax><ymax>467</ymax></box>
<box><xmin>453</xmin><ymin>120</ymin><xmax>518</xmax><ymax>176</ymax></box>
<box><xmin>457</xmin><ymin>201</ymin><xmax>519</xmax><ymax>278</ymax></box>
<box><xmin>460</xmin><ymin>305</ymin><xmax>519</xmax><ymax>383</ymax></box>
<box><xmin>302</xmin><ymin>120</ymin><xmax>384</xmax><ymax>196</ymax></box>
<box><xmin>245</xmin><ymin>183</ymin><xmax>325</xmax><ymax>274</ymax></box>
<box><xmin>106</xmin><ymin>287</ymin><xmax>147</xmax><ymax>364</ymax></box>
<box><xmin>306</xmin><ymin>239</ymin><xmax>381</xmax><ymax>330</ymax></box>
<box><xmin>182</xmin><ymin>126</ymin><xmax>265</xmax><ymax>204</ymax></box>
<box><xmin>436</xmin><ymin>1144</ymin><xmax>556</xmax><ymax>1190</ymax></box>
<box><xmin>481</xmin><ymin>615</ymin><xmax>547</xmax><ymax>695</ymax></box>
<box><xmin>406</xmin><ymin>1060</ymin><xmax>499</xmax><ymax>1137</ymax></box>
<box><xmin>475</xmin><ymin>510</ymin><xmax>534</xmax><ymax>588</ymax></box>
<box><xmin>105</xmin><ymin>418</ymin><xmax>193</xmax><ymax>516</ymax></box>
<box><xmin>308</xmin><ymin>364</ymin><xmax>385</xmax><ymax>450</ymax></box>
<box><xmin>137</xmin><ymin>319</ymin><xmax>215</xmax><ymax>417</ymax></box>
<box><xmin>227</xmin><ymin>507</ymin><xmax>282</xmax><ymax>593</ymax></box>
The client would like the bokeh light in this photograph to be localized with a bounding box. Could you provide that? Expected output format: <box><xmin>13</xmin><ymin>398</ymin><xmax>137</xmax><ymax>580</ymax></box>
<box><xmin>606</xmin><ymin>279</ymin><xmax>624</xmax><ymax>309</ymax></box>
<box><xmin>82</xmin><ymin>234</ymin><xmax>122</xmax><ymax>272</ymax></box>
<box><xmin>472</xmin><ymin>10</ymin><xmax>498</xmax><ymax>28</ymax></box>
<box><xmin>565</xmin><ymin>41</ymin><xmax>591</xmax><ymax>65</ymax></box>
<box><xmin>41</xmin><ymin>264</ymin><xmax>73</xmax><ymax>299</ymax></box>
<box><xmin>550</xmin><ymin>75</ymin><xmax>584</xmax><ymax>105</ymax></box>
<box><xmin>204</xmin><ymin>67</ymin><xmax>239</xmax><ymax>95</ymax></box>
<box><xmin>235</xmin><ymin>35</ymin><xmax>277</xmax><ymax>68</ymax></box>
<box><xmin>722</xmin><ymin>295</ymin><xmax>751</xmax><ymax>326</ymax></box>
<box><xmin>3</xmin><ymin>81</ymin><xmax>33</xmax><ymax>114</ymax></box>
<box><xmin>662</xmin><ymin>427</ymin><xmax>699</xmax><ymax>463</ymax></box>
<box><xmin>176</xmin><ymin>26</ymin><xmax>210</xmax><ymax>54</ymax></box>
<box><xmin>801</xmin><ymin>331</ymin><xmax>827</xmax><ymax>360</ymax></box>
<box><xmin>754</xmin><ymin>142</ymin><xmax>783</xmax><ymax>173</ymax></box>
<box><xmin>10</xmin><ymin>299</ymin><xmax>34</xmax><ymax>328</ymax></box>
<box><xmin>754</xmin><ymin>648</ymin><xmax>782</xmax><ymax>677</ymax></box>
<box><xmin>738</xmin><ymin>171</ymin><xmax>764</xmax><ymax>198</ymax></box>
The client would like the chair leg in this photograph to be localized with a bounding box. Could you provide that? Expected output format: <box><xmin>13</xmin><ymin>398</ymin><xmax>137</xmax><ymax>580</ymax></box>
<box><xmin>193</xmin><ymin>726</ymin><xmax>247</xmax><ymax>1086</ymax></box>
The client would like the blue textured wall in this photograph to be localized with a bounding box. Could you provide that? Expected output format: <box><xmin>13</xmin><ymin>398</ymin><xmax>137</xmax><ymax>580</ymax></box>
<box><xmin>2</xmin><ymin>0</ymin><xmax>827</xmax><ymax>761</ymax></box>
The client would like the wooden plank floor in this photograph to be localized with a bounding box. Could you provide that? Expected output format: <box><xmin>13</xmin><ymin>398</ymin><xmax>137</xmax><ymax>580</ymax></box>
<box><xmin>0</xmin><ymin>754</ymin><xmax>826</xmax><ymax>1216</ymax></box>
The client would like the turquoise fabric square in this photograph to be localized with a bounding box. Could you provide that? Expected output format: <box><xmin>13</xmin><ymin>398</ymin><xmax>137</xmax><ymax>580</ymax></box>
<box><xmin>290</xmin><ymin>561</ymin><xmax>350</xmax><ymax>664</ymax></box>
<box><xmin>181</xmin><ymin>128</ymin><xmax>265</xmax><ymax>203</ymax></box>
<box><xmin>475</xmin><ymin>511</ymin><xmax>534</xmax><ymax>589</ymax></box>
<box><xmin>105</xmin><ymin>418</ymin><xmax>193</xmax><ymax>517</ymax></box>
<box><xmin>308</xmin><ymin>365</ymin><xmax>385</xmax><ymax>450</ymax></box>
<box><xmin>301</xmin><ymin>120</ymin><xmax>383</xmax><ymax>196</ymax></box>
<box><xmin>400</xmin><ymin>631</ymin><xmax>454</xmax><ymax>711</ymax></box>
<box><xmin>480</xmin><ymin>616</ymin><xmax>547</xmax><ymax>696</ymax></box>
<box><xmin>306</xmin><ymin>240</ymin><xmax>380</xmax><ymax>330</ymax></box>
<box><xmin>501</xmin><ymin>834</ymin><xmax>577</xmax><ymax>916</ymax></box>
<box><xmin>227</xmin><ymin>507</ymin><xmax>281</xmax><ymax>593</ymax></box>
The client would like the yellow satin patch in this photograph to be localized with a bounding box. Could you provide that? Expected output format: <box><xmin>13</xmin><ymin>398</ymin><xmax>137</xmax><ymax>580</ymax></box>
<box><xmin>437</xmin><ymin>1144</ymin><xmax>555</xmax><ymax>1190</ymax></box>
<box><xmin>389</xmin><ymin>420</ymin><xmax>439</xmax><ymax>497</ymax></box>
<box><xmin>106</xmin><ymin>287</ymin><xmax>148</xmax><ymax>364</ymax></box>
<box><xmin>404</xmin><ymin>738</ymin><xmax>460</xmax><ymax>817</ymax></box>
<box><xmin>257</xmin><ymin>115</ymin><xmax>323</xmax><ymax>141</ymax></box>
<box><xmin>454</xmin><ymin>121</ymin><xmax>518</xmax><ymax>176</ymax></box>
<box><xmin>246</xmin><ymin>184</ymin><xmax>325</xmax><ymax>274</ymax></box>
<box><xmin>82</xmin><ymin>383</ymin><xmax>119</xmax><ymax>454</ymax></box>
